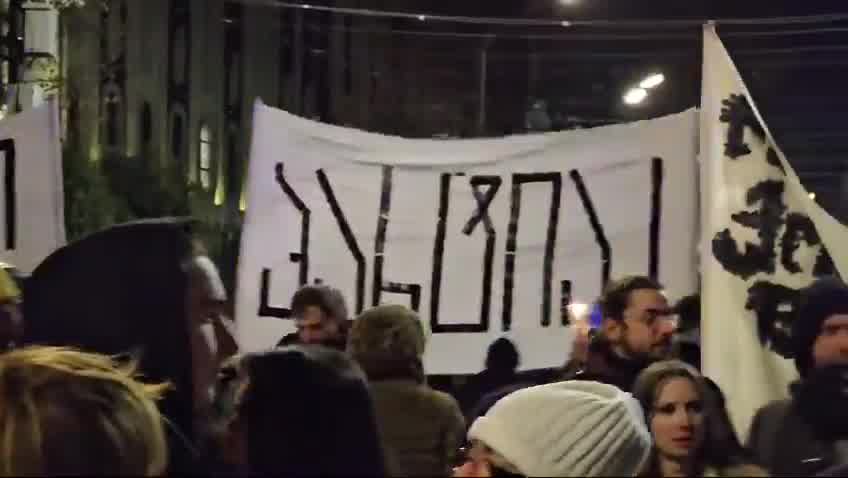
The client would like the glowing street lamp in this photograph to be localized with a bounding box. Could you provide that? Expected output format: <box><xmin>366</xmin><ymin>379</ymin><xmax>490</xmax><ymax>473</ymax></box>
<box><xmin>640</xmin><ymin>73</ymin><xmax>665</xmax><ymax>89</ymax></box>
<box><xmin>623</xmin><ymin>87</ymin><xmax>648</xmax><ymax>105</ymax></box>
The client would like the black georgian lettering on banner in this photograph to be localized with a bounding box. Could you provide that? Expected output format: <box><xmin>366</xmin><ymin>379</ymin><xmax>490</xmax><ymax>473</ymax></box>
<box><xmin>649</xmin><ymin>158</ymin><xmax>664</xmax><ymax>281</ymax></box>
<box><xmin>712</xmin><ymin>94</ymin><xmax>838</xmax><ymax>358</ymax></box>
<box><xmin>430</xmin><ymin>174</ymin><xmax>501</xmax><ymax>334</ymax></box>
<box><xmin>560</xmin><ymin>280</ymin><xmax>572</xmax><ymax>326</ymax></box>
<box><xmin>372</xmin><ymin>165</ymin><xmax>422</xmax><ymax>311</ymax></box>
<box><xmin>257</xmin><ymin>162</ymin><xmax>312</xmax><ymax>319</ymax></box>
<box><xmin>316</xmin><ymin>169</ymin><xmax>367</xmax><ymax>314</ymax></box>
<box><xmin>502</xmin><ymin>173</ymin><xmax>562</xmax><ymax>331</ymax></box>
<box><xmin>569</xmin><ymin>170</ymin><xmax>611</xmax><ymax>289</ymax></box>
<box><xmin>719</xmin><ymin>93</ymin><xmax>765</xmax><ymax>160</ymax></box>
<box><xmin>712</xmin><ymin>179</ymin><xmax>785</xmax><ymax>281</ymax></box>
<box><xmin>0</xmin><ymin>139</ymin><xmax>15</xmax><ymax>251</ymax></box>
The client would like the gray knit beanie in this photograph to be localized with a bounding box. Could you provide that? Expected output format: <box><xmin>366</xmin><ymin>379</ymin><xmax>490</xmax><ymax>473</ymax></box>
<box><xmin>468</xmin><ymin>380</ymin><xmax>651</xmax><ymax>477</ymax></box>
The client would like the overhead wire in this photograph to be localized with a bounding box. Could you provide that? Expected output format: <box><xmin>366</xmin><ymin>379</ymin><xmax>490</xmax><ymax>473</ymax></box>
<box><xmin>230</xmin><ymin>0</ymin><xmax>848</xmax><ymax>29</ymax></box>
<box><xmin>250</xmin><ymin>1</ymin><xmax>848</xmax><ymax>60</ymax></box>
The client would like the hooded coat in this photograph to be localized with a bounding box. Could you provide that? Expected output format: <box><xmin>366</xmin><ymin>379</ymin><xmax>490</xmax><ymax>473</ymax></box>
<box><xmin>22</xmin><ymin>218</ymin><xmax>200</xmax><ymax>474</ymax></box>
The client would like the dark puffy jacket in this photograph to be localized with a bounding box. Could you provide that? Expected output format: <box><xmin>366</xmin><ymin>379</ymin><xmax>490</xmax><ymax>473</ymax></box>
<box><xmin>457</xmin><ymin>369</ymin><xmax>519</xmax><ymax>419</ymax></box>
<box><xmin>749</xmin><ymin>368</ymin><xmax>848</xmax><ymax>477</ymax></box>
<box><xmin>564</xmin><ymin>336</ymin><xmax>650</xmax><ymax>393</ymax></box>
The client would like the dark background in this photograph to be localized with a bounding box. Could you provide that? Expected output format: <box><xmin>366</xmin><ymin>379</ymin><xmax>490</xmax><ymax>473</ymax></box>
<box><xmin>297</xmin><ymin>0</ymin><xmax>848</xmax><ymax>222</ymax></box>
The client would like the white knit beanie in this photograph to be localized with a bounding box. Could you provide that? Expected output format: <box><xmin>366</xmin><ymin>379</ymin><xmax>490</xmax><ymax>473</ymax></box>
<box><xmin>468</xmin><ymin>381</ymin><xmax>652</xmax><ymax>477</ymax></box>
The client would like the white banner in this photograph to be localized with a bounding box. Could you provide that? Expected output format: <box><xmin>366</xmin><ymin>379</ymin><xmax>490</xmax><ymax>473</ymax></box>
<box><xmin>701</xmin><ymin>26</ymin><xmax>848</xmax><ymax>438</ymax></box>
<box><xmin>237</xmin><ymin>101</ymin><xmax>699</xmax><ymax>374</ymax></box>
<box><xmin>0</xmin><ymin>99</ymin><xmax>65</xmax><ymax>273</ymax></box>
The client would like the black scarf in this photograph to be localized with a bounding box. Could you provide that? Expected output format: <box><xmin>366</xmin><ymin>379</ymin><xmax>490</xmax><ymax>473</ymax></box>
<box><xmin>581</xmin><ymin>337</ymin><xmax>650</xmax><ymax>392</ymax></box>
<box><xmin>794</xmin><ymin>364</ymin><xmax>848</xmax><ymax>441</ymax></box>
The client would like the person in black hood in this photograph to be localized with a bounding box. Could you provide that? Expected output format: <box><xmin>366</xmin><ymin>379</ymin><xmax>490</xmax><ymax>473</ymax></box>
<box><xmin>748</xmin><ymin>277</ymin><xmax>848</xmax><ymax>476</ymax></box>
<box><xmin>458</xmin><ymin>338</ymin><xmax>521</xmax><ymax>419</ymax></box>
<box><xmin>21</xmin><ymin>218</ymin><xmax>237</xmax><ymax>475</ymax></box>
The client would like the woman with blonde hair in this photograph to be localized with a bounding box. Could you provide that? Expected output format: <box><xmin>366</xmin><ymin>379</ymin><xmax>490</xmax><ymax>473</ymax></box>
<box><xmin>632</xmin><ymin>360</ymin><xmax>766</xmax><ymax>477</ymax></box>
<box><xmin>0</xmin><ymin>346</ymin><xmax>169</xmax><ymax>476</ymax></box>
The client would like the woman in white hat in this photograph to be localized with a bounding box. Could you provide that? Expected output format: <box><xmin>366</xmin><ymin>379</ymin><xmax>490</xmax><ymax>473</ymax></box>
<box><xmin>455</xmin><ymin>380</ymin><xmax>653</xmax><ymax>477</ymax></box>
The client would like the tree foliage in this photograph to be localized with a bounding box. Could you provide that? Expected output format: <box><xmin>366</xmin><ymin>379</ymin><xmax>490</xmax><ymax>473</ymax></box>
<box><xmin>62</xmin><ymin>148</ymin><xmax>242</xmax><ymax>290</ymax></box>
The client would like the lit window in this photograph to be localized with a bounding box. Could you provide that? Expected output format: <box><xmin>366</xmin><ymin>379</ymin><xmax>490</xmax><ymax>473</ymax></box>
<box><xmin>199</xmin><ymin>124</ymin><xmax>212</xmax><ymax>190</ymax></box>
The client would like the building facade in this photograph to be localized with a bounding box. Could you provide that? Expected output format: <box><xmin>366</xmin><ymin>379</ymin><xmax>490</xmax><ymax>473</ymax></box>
<box><xmin>60</xmin><ymin>0</ymin><xmax>509</xmax><ymax>220</ymax></box>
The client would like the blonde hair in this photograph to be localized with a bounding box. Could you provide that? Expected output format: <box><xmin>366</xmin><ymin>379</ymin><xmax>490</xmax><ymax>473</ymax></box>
<box><xmin>0</xmin><ymin>346</ymin><xmax>170</xmax><ymax>476</ymax></box>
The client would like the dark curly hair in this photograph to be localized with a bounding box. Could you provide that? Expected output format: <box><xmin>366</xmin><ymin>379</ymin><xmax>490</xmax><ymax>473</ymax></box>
<box><xmin>598</xmin><ymin>276</ymin><xmax>663</xmax><ymax>321</ymax></box>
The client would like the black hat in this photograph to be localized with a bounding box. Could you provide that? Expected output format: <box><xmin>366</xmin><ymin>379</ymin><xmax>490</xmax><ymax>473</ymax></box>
<box><xmin>793</xmin><ymin>277</ymin><xmax>848</xmax><ymax>377</ymax></box>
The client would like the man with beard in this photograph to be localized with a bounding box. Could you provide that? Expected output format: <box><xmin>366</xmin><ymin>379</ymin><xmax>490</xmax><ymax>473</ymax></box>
<box><xmin>568</xmin><ymin>276</ymin><xmax>676</xmax><ymax>392</ymax></box>
<box><xmin>21</xmin><ymin>218</ymin><xmax>237</xmax><ymax>475</ymax></box>
<box><xmin>469</xmin><ymin>276</ymin><xmax>675</xmax><ymax>422</ymax></box>
<box><xmin>749</xmin><ymin>278</ymin><xmax>848</xmax><ymax>476</ymax></box>
<box><xmin>276</xmin><ymin>285</ymin><xmax>350</xmax><ymax>350</ymax></box>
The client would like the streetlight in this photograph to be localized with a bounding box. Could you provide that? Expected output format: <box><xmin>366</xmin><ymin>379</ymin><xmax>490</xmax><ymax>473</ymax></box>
<box><xmin>809</xmin><ymin>192</ymin><xmax>816</xmax><ymax>200</ymax></box>
<box><xmin>640</xmin><ymin>73</ymin><xmax>665</xmax><ymax>89</ymax></box>
<box><xmin>623</xmin><ymin>87</ymin><xmax>648</xmax><ymax>105</ymax></box>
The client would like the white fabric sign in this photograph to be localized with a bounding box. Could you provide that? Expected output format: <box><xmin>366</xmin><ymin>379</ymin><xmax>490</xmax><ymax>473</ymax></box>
<box><xmin>701</xmin><ymin>26</ymin><xmax>848</xmax><ymax>439</ymax></box>
<box><xmin>237</xmin><ymin>101</ymin><xmax>699</xmax><ymax>374</ymax></box>
<box><xmin>0</xmin><ymin>99</ymin><xmax>65</xmax><ymax>273</ymax></box>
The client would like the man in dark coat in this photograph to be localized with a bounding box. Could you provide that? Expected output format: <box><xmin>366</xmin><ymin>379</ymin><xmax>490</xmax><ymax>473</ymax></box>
<box><xmin>21</xmin><ymin>218</ymin><xmax>236</xmax><ymax>475</ymax></box>
<box><xmin>748</xmin><ymin>278</ymin><xmax>848</xmax><ymax>476</ymax></box>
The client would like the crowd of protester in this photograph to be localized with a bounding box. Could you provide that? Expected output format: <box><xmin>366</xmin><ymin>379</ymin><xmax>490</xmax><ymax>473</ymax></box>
<box><xmin>2</xmin><ymin>217</ymin><xmax>848</xmax><ymax>476</ymax></box>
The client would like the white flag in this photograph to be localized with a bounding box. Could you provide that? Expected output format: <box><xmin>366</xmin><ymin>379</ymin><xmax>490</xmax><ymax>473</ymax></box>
<box><xmin>700</xmin><ymin>25</ymin><xmax>848</xmax><ymax>439</ymax></box>
<box><xmin>0</xmin><ymin>98</ymin><xmax>65</xmax><ymax>273</ymax></box>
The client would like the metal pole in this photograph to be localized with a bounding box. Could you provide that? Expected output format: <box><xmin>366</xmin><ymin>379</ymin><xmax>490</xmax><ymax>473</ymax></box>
<box><xmin>477</xmin><ymin>36</ymin><xmax>492</xmax><ymax>135</ymax></box>
<box><xmin>292</xmin><ymin>7</ymin><xmax>304</xmax><ymax>115</ymax></box>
